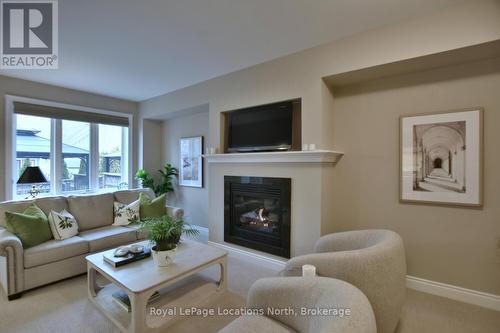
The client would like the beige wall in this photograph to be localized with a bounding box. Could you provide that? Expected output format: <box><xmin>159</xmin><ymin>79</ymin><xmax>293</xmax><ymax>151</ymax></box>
<box><xmin>141</xmin><ymin>119</ymin><xmax>164</xmax><ymax>185</ymax></box>
<box><xmin>162</xmin><ymin>111</ymin><xmax>209</xmax><ymax>227</ymax></box>
<box><xmin>0</xmin><ymin>75</ymin><xmax>138</xmax><ymax>201</ymax></box>
<box><xmin>331</xmin><ymin>57</ymin><xmax>500</xmax><ymax>295</ymax></box>
<box><xmin>139</xmin><ymin>0</ymin><xmax>500</xmax><ymax>294</ymax></box>
<box><xmin>141</xmin><ymin>0</ymin><xmax>500</xmax><ymax>137</ymax></box>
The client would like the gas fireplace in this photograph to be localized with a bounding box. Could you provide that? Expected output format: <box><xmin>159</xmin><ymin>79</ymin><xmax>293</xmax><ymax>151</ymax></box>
<box><xmin>224</xmin><ymin>176</ymin><xmax>291</xmax><ymax>258</ymax></box>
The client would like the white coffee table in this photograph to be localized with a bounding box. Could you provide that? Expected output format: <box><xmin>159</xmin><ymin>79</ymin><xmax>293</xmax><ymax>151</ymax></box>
<box><xmin>85</xmin><ymin>239</ymin><xmax>228</xmax><ymax>333</ymax></box>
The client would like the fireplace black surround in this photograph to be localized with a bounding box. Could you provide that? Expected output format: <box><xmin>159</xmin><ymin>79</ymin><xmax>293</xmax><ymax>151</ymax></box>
<box><xmin>224</xmin><ymin>176</ymin><xmax>291</xmax><ymax>258</ymax></box>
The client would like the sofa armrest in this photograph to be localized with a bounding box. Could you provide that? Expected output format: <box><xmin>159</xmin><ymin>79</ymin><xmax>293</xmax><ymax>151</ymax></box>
<box><xmin>0</xmin><ymin>228</ymin><xmax>24</xmax><ymax>296</ymax></box>
<box><xmin>166</xmin><ymin>206</ymin><xmax>184</xmax><ymax>219</ymax></box>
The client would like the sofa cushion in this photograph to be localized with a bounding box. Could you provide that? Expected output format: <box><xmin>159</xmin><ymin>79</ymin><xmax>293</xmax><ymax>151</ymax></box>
<box><xmin>67</xmin><ymin>193</ymin><xmax>114</xmax><ymax>231</ymax></box>
<box><xmin>123</xmin><ymin>223</ymin><xmax>147</xmax><ymax>240</ymax></box>
<box><xmin>219</xmin><ymin>315</ymin><xmax>296</xmax><ymax>333</ymax></box>
<box><xmin>5</xmin><ymin>204</ymin><xmax>53</xmax><ymax>248</ymax></box>
<box><xmin>24</xmin><ymin>236</ymin><xmax>89</xmax><ymax>268</ymax></box>
<box><xmin>35</xmin><ymin>196</ymin><xmax>69</xmax><ymax>217</ymax></box>
<box><xmin>114</xmin><ymin>188</ymin><xmax>155</xmax><ymax>205</ymax></box>
<box><xmin>79</xmin><ymin>226</ymin><xmax>137</xmax><ymax>252</ymax></box>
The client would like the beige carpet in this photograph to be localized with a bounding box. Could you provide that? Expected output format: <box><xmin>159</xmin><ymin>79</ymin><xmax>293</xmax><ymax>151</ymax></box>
<box><xmin>0</xmin><ymin>251</ymin><xmax>499</xmax><ymax>333</ymax></box>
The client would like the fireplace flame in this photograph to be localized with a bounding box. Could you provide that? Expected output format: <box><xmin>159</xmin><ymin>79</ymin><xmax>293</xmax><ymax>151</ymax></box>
<box><xmin>240</xmin><ymin>208</ymin><xmax>273</xmax><ymax>228</ymax></box>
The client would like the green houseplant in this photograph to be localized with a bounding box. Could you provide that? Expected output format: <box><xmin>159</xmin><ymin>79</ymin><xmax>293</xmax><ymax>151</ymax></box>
<box><xmin>140</xmin><ymin>215</ymin><xmax>199</xmax><ymax>266</ymax></box>
<box><xmin>136</xmin><ymin>164</ymin><xmax>178</xmax><ymax>196</ymax></box>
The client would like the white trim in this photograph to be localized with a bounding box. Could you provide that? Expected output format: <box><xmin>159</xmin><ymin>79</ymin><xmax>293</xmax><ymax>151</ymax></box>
<box><xmin>90</xmin><ymin>124</ymin><xmax>99</xmax><ymax>191</ymax></box>
<box><xmin>53</xmin><ymin>119</ymin><xmax>62</xmax><ymax>193</ymax></box>
<box><xmin>203</xmin><ymin>150</ymin><xmax>344</xmax><ymax>164</ymax></box>
<box><xmin>207</xmin><ymin>240</ymin><xmax>500</xmax><ymax>312</ymax></box>
<box><xmin>6</xmin><ymin>94</ymin><xmax>133</xmax><ymax>119</ymax></box>
<box><xmin>406</xmin><ymin>275</ymin><xmax>500</xmax><ymax>312</ymax></box>
<box><xmin>4</xmin><ymin>98</ymin><xmax>16</xmax><ymax>199</ymax></box>
<box><xmin>191</xmin><ymin>225</ymin><xmax>209</xmax><ymax>234</ymax></box>
<box><xmin>207</xmin><ymin>241</ymin><xmax>286</xmax><ymax>271</ymax></box>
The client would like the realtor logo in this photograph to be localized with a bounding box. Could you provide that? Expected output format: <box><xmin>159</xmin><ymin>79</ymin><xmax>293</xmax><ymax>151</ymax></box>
<box><xmin>1</xmin><ymin>0</ymin><xmax>58</xmax><ymax>69</ymax></box>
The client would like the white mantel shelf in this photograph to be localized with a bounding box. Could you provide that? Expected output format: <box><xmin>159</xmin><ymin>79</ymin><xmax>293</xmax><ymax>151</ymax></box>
<box><xmin>202</xmin><ymin>150</ymin><xmax>344</xmax><ymax>164</ymax></box>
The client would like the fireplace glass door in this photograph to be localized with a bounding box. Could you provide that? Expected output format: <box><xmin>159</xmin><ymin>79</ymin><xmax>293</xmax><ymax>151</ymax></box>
<box><xmin>224</xmin><ymin>176</ymin><xmax>291</xmax><ymax>258</ymax></box>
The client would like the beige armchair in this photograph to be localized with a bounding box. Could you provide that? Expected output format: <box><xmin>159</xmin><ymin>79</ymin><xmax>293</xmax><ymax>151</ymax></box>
<box><xmin>219</xmin><ymin>276</ymin><xmax>377</xmax><ymax>333</ymax></box>
<box><xmin>282</xmin><ymin>230</ymin><xmax>406</xmax><ymax>333</ymax></box>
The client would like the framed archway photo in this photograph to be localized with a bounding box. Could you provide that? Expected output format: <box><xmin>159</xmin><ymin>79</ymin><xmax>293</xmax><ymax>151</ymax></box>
<box><xmin>400</xmin><ymin>108</ymin><xmax>483</xmax><ymax>207</ymax></box>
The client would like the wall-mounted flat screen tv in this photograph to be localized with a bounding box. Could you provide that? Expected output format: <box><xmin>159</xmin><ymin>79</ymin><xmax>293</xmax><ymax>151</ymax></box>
<box><xmin>227</xmin><ymin>101</ymin><xmax>293</xmax><ymax>152</ymax></box>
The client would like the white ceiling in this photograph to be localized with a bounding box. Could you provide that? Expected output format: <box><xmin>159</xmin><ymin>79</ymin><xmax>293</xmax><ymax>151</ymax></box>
<box><xmin>0</xmin><ymin>0</ymin><xmax>463</xmax><ymax>101</ymax></box>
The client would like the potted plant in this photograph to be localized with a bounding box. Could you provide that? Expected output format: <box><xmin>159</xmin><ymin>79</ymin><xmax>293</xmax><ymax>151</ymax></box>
<box><xmin>140</xmin><ymin>215</ymin><xmax>199</xmax><ymax>267</ymax></box>
<box><xmin>136</xmin><ymin>164</ymin><xmax>178</xmax><ymax>196</ymax></box>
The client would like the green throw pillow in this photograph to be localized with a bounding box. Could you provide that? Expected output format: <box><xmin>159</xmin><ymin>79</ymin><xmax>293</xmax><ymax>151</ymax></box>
<box><xmin>139</xmin><ymin>193</ymin><xmax>166</xmax><ymax>219</ymax></box>
<box><xmin>5</xmin><ymin>203</ymin><xmax>53</xmax><ymax>248</ymax></box>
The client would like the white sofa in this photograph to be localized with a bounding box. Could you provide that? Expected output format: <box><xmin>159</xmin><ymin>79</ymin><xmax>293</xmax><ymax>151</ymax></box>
<box><xmin>0</xmin><ymin>188</ymin><xmax>183</xmax><ymax>300</ymax></box>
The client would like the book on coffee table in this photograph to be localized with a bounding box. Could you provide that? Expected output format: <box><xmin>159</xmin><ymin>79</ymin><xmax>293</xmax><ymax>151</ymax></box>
<box><xmin>103</xmin><ymin>247</ymin><xmax>151</xmax><ymax>267</ymax></box>
<box><xmin>111</xmin><ymin>290</ymin><xmax>160</xmax><ymax>312</ymax></box>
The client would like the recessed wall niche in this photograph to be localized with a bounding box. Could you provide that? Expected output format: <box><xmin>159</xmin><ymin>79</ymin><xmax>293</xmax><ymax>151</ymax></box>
<box><xmin>220</xmin><ymin>98</ymin><xmax>301</xmax><ymax>153</ymax></box>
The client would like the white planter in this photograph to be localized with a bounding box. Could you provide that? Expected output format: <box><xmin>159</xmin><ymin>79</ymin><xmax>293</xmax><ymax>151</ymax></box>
<box><xmin>151</xmin><ymin>246</ymin><xmax>177</xmax><ymax>267</ymax></box>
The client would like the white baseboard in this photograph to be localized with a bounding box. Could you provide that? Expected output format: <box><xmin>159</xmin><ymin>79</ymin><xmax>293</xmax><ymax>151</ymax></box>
<box><xmin>191</xmin><ymin>225</ymin><xmax>209</xmax><ymax>234</ymax></box>
<box><xmin>207</xmin><ymin>241</ymin><xmax>500</xmax><ymax>312</ymax></box>
<box><xmin>207</xmin><ymin>241</ymin><xmax>286</xmax><ymax>271</ymax></box>
<box><xmin>406</xmin><ymin>275</ymin><xmax>500</xmax><ymax>312</ymax></box>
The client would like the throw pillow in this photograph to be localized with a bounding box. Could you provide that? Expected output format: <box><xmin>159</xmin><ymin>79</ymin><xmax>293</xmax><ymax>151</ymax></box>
<box><xmin>5</xmin><ymin>203</ymin><xmax>53</xmax><ymax>248</ymax></box>
<box><xmin>113</xmin><ymin>199</ymin><xmax>140</xmax><ymax>226</ymax></box>
<box><xmin>139</xmin><ymin>193</ymin><xmax>166</xmax><ymax>219</ymax></box>
<box><xmin>48</xmin><ymin>210</ymin><xmax>79</xmax><ymax>240</ymax></box>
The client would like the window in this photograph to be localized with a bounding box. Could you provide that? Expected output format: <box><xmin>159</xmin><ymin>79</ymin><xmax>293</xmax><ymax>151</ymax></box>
<box><xmin>11</xmin><ymin>100</ymin><xmax>131</xmax><ymax>199</ymax></box>
<box><xmin>62</xmin><ymin>120</ymin><xmax>90</xmax><ymax>192</ymax></box>
<box><xmin>98</xmin><ymin>125</ymin><xmax>128</xmax><ymax>190</ymax></box>
<box><xmin>15</xmin><ymin>115</ymin><xmax>52</xmax><ymax>197</ymax></box>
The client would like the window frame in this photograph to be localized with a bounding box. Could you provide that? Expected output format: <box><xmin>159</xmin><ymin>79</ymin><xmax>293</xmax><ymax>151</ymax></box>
<box><xmin>5</xmin><ymin>95</ymin><xmax>133</xmax><ymax>200</ymax></box>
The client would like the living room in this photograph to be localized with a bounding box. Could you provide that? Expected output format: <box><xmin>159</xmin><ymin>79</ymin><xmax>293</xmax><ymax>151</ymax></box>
<box><xmin>1</xmin><ymin>1</ymin><xmax>499</xmax><ymax>332</ymax></box>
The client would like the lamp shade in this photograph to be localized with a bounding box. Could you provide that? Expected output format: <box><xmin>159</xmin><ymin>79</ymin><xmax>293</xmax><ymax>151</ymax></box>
<box><xmin>17</xmin><ymin>167</ymin><xmax>48</xmax><ymax>184</ymax></box>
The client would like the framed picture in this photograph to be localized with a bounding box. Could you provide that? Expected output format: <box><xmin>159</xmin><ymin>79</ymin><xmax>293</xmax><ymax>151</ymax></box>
<box><xmin>400</xmin><ymin>108</ymin><xmax>483</xmax><ymax>207</ymax></box>
<box><xmin>179</xmin><ymin>136</ymin><xmax>203</xmax><ymax>188</ymax></box>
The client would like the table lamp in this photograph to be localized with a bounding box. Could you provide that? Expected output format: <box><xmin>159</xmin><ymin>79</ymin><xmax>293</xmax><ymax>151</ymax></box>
<box><xmin>17</xmin><ymin>166</ymin><xmax>48</xmax><ymax>199</ymax></box>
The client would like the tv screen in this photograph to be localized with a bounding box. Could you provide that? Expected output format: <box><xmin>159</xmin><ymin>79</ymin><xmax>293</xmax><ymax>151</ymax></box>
<box><xmin>228</xmin><ymin>101</ymin><xmax>293</xmax><ymax>152</ymax></box>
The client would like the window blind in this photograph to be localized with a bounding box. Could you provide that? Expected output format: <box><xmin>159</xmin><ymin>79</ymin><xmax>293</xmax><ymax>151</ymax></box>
<box><xmin>13</xmin><ymin>102</ymin><xmax>129</xmax><ymax>127</ymax></box>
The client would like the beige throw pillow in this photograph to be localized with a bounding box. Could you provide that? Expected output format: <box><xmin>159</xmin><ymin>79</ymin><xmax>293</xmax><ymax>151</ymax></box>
<box><xmin>113</xmin><ymin>199</ymin><xmax>140</xmax><ymax>226</ymax></box>
<box><xmin>48</xmin><ymin>210</ymin><xmax>79</xmax><ymax>240</ymax></box>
